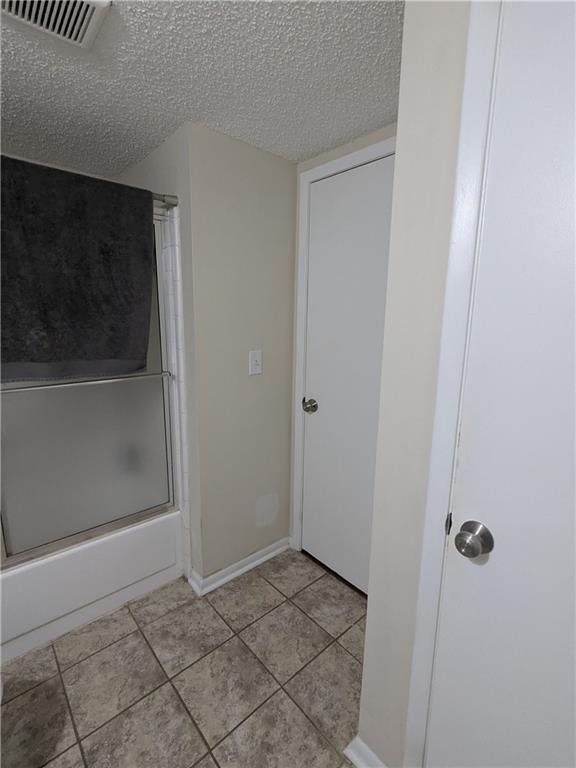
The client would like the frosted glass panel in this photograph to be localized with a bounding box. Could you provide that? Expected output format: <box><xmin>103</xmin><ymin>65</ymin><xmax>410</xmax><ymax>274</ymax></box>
<box><xmin>1</xmin><ymin>376</ymin><xmax>170</xmax><ymax>555</ymax></box>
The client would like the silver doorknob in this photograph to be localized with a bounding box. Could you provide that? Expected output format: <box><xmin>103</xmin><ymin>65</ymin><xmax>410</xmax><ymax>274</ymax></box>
<box><xmin>302</xmin><ymin>397</ymin><xmax>318</xmax><ymax>414</ymax></box>
<box><xmin>454</xmin><ymin>521</ymin><xmax>494</xmax><ymax>558</ymax></box>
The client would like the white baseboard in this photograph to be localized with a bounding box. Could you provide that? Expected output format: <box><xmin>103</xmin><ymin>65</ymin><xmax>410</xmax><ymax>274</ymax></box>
<box><xmin>1</xmin><ymin>511</ymin><xmax>183</xmax><ymax>662</ymax></box>
<box><xmin>345</xmin><ymin>736</ymin><xmax>387</xmax><ymax>768</ymax></box>
<box><xmin>188</xmin><ymin>537</ymin><xmax>290</xmax><ymax>596</ymax></box>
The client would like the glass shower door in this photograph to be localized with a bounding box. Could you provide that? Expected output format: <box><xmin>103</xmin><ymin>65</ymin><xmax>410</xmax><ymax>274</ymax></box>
<box><xmin>1</xmin><ymin>233</ymin><xmax>173</xmax><ymax>560</ymax></box>
<box><xmin>1</xmin><ymin>375</ymin><xmax>170</xmax><ymax>554</ymax></box>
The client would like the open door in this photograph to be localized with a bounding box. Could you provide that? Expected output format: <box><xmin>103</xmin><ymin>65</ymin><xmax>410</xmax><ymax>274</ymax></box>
<box><xmin>425</xmin><ymin>3</ymin><xmax>574</xmax><ymax>765</ymax></box>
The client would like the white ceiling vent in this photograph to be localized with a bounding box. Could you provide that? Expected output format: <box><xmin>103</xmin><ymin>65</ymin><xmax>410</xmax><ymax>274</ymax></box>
<box><xmin>1</xmin><ymin>0</ymin><xmax>110</xmax><ymax>49</ymax></box>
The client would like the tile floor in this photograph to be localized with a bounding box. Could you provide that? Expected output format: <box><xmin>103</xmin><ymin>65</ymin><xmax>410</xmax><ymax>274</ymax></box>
<box><xmin>1</xmin><ymin>550</ymin><xmax>367</xmax><ymax>768</ymax></box>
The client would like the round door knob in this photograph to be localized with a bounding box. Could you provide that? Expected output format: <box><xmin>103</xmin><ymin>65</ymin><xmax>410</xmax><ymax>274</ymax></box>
<box><xmin>454</xmin><ymin>521</ymin><xmax>494</xmax><ymax>558</ymax></box>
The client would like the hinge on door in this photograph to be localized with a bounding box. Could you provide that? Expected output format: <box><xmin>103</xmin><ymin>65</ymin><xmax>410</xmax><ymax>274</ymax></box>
<box><xmin>444</xmin><ymin>512</ymin><xmax>453</xmax><ymax>535</ymax></box>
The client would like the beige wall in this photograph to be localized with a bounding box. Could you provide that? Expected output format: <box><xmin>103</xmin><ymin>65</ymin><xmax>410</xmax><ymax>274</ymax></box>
<box><xmin>122</xmin><ymin>124</ymin><xmax>296</xmax><ymax>577</ymax></box>
<box><xmin>359</xmin><ymin>2</ymin><xmax>470</xmax><ymax>766</ymax></box>
<box><xmin>187</xmin><ymin>125</ymin><xmax>295</xmax><ymax>575</ymax></box>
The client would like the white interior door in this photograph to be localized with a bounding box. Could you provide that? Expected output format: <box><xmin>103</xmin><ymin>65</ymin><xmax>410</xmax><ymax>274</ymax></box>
<box><xmin>302</xmin><ymin>155</ymin><xmax>394</xmax><ymax>592</ymax></box>
<box><xmin>426</xmin><ymin>3</ymin><xmax>574</xmax><ymax>766</ymax></box>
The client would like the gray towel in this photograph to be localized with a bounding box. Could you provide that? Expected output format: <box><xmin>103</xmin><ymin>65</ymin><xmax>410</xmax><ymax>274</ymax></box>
<box><xmin>1</xmin><ymin>156</ymin><xmax>154</xmax><ymax>382</ymax></box>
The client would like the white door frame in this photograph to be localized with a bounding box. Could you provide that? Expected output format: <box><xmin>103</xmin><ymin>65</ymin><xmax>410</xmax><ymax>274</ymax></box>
<box><xmin>290</xmin><ymin>137</ymin><xmax>396</xmax><ymax>551</ymax></box>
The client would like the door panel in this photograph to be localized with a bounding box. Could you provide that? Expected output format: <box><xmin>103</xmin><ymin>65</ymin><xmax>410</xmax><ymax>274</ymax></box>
<box><xmin>426</xmin><ymin>4</ymin><xmax>575</xmax><ymax>765</ymax></box>
<box><xmin>302</xmin><ymin>156</ymin><xmax>394</xmax><ymax>591</ymax></box>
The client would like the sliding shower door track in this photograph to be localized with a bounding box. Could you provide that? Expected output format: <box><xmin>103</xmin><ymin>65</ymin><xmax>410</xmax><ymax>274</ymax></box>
<box><xmin>0</xmin><ymin>503</ymin><xmax>175</xmax><ymax>571</ymax></box>
<box><xmin>1</xmin><ymin>370</ymin><xmax>172</xmax><ymax>395</ymax></box>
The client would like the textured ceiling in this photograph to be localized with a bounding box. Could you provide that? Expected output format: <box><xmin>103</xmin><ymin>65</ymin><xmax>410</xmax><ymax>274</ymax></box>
<box><xmin>1</xmin><ymin>1</ymin><xmax>403</xmax><ymax>177</ymax></box>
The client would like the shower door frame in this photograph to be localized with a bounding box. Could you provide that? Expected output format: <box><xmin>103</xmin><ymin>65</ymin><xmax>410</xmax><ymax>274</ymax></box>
<box><xmin>0</xmin><ymin>197</ymin><xmax>183</xmax><ymax>570</ymax></box>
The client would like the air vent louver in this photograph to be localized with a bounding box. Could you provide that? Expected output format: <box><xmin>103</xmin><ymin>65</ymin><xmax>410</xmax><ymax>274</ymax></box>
<box><xmin>1</xmin><ymin>0</ymin><xmax>110</xmax><ymax>49</ymax></box>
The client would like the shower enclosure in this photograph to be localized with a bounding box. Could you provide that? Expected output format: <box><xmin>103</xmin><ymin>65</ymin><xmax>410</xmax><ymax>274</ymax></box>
<box><xmin>1</xmin><ymin>205</ymin><xmax>176</xmax><ymax>567</ymax></box>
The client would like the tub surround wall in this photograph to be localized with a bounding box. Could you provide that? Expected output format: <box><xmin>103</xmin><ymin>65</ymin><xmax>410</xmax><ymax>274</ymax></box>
<box><xmin>119</xmin><ymin>124</ymin><xmax>204</xmax><ymax>573</ymax></box>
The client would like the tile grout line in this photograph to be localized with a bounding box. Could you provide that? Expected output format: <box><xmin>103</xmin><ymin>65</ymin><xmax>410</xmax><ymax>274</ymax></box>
<box><xmin>230</xmin><ymin>630</ymin><xmax>355</xmax><ymax>760</ymax></box>
<box><xmin>52</xmin><ymin>616</ymin><xmax>141</xmax><ymax>674</ymax></box>
<box><xmin>285</xmin><ymin>588</ymin><xmax>366</xmax><ymax>645</ymax></box>
<box><xmin>73</xmin><ymin>675</ymin><xmax>170</xmax><ymax>744</ymax></box>
<box><xmin>171</xmin><ymin>591</ymin><xmax>287</xmax><ymax>756</ymax></box>
<box><xmin>255</xmin><ymin>570</ymin><xmax>365</xmax><ymax>759</ymax></box>
<box><xmin>256</xmin><ymin>566</ymin><xmax>328</xmax><ymax>600</ymax></box>
<box><xmin>1</xmin><ymin>670</ymin><xmax>61</xmax><ymax>707</ymax></box>
<box><xmin>135</xmin><ymin>582</ymin><xmax>336</xmax><ymax>760</ymax></box>
<box><xmin>150</xmin><ymin>573</ymin><xmax>345</xmax><ymax>759</ymax></box>
<box><xmin>256</xmin><ymin>561</ymin><xmax>367</xmax><ymax>639</ymax></box>
<box><xmin>51</xmin><ymin>642</ymin><xmax>90</xmax><ymax>768</ymax></box>
<box><xmin>79</xmin><ymin>589</ymin><xmax>299</xmax><ymax>758</ymax></box>
<box><xmin>124</xmin><ymin>572</ymin><xmax>364</xmax><ymax>758</ymax></box>
<box><xmin>231</xmin><ymin>597</ymin><xmax>337</xmax><ymax>689</ymax></box>
<box><xmin>58</xmin><ymin>626</ymin><xmax>141</xmax><ymax>674</ymax></box>
<box><xmin>277</xmin><ymin>630</ymin><xmax>362</xmax><ymax>759</ymax></box>
<box><xmin>130</xmin><ymin>591</ymin><xmax>198</xmax><ymax>630</ymax></box>
<box><xmin>126</xmin><ymin>603</ymin><xmax>216</xmax><ymax>767</ymax></box>
<box><xmin>281</xmin><ymin>677</ymin><xmax>349</xmax><ymax>761</ymax></box>
<box><xmin>277</xmin><ymin>592</ymin><xmax>364</xmax><ymax>758</ymax></box>
<box><xmin>62</xmin><ymin>624</ymin><xmax>170</xmax><ymax>745</ymax></box>
<box><xmin>168</xmin><ymin>590</ymin><xmax>293</xmax><ymax>758</ymax></box>
<box><xmin>136</xmin><ymin>593</ymin><xmax>238</xmax><ymax>683</ymax></box>
<box><xmin>3</xmin><ymin>563</ymin><xmax>349</xmax><ymax>705</ymax></box>
<box><xmin>335</xmin><ymin>637</ymin><xmax>365</xmax><ymax>666</ymax></box>
<box><xmin>202</xmin><ymin>634</ymin><xmax>345</xmax><ymax>764</ymax></box>
<box><xmin>36</xmin><ymin>590</ymin><xmax>281</xmax><ymax>762</ymax></box>
<box><xmin>205</xmin><ymin>593</ymin><xmax>286</xmax><ymax>636</ymax></box>
<box><xmin>5</xmin><ymin>589</ymin><xmax>195</xmax><ymax>703</ymax></box>
<box><xmin>204</xmin><ymin>683</ymin><xmax>281</xmax><ymax>755</ymax></box>
<box><xmin>202</xmin><ymin>589</ymin><xmax>361</xmax><ymax>761</ymax></box>
<box><xmin>336</xmin><ymin>617</ymin><xmax>366</xmax><ymax>664</ymax></box>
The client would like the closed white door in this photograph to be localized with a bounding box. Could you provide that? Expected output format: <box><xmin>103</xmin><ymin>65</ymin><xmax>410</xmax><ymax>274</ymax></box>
<box><xmin>302</xmin><ymin>156</ymin><xmax>394</xmax><ymax>592</ymax></box>
<box><xmin>426</xmin><ymin>3</ymin><xmax>574</xmax><ymax>766</ymax></box>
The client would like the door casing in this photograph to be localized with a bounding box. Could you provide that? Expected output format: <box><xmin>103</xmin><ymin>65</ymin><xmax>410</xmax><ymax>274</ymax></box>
<box><xmin>290</xmin><ymin>136</ymin><xmax>396</xmax><ymax>555</ymax></box>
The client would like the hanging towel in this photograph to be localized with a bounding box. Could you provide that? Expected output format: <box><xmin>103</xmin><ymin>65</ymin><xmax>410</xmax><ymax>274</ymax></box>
<box><xmin>1</xmin><ymin>156</ymin><xmax>154</xmax><ymax>382</ymax></box>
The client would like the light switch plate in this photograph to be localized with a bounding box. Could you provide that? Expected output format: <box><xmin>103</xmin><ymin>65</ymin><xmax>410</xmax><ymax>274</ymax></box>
<box><xmin>249</xmin><ymin>350</ymin><xmax>262</xmax><ymax>375</ymax></box>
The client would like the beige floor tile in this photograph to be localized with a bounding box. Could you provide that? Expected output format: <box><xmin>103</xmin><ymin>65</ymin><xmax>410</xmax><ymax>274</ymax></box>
<box><xmin>292</xmin><ymin>575</ymin><xmax>366</xmax><ymax>637</ymax></box>
<box><xmin>62</xmin><ymin>631</ymin><xmax>165</xmax><ymax>736</ymax></box>
<box><xmin>143</xmin><ymin>599</ymin><xmax>233</xmax><ymax>676</ymax></box>
<box><xmin>82</xmin><ymin>683</ymin><xmax>207</xmax><ymax>768</ymax></box>
<box><xmin>54</xmin><ymin>607</ymin><xmax>137</xmax><ymax>669</ymax></box>
<box><xmin>212</xmin><ymin>690</ymin><xmax>341</xmax><ymax>768</ymax></box>
<box><xmin>1</xmin><ymin>645</ymin><xmax>58</xmax><ymax>703</ymax></box>
<box><xmin>129</xmin><ymin>578</ymin><xmax>197</xmax><ymax>626</ymax></box>
<box><xmin>285</xmin><ymin>644</ymin><xmax>362</xmax><ymax>751</ymax></box>
<box><xmin>240</xmin><ymin>602</ymin><xmax>331</xmax><ymax>683</ymax></box>
<box><xmin>257</xmin><ymin>550</ymin><xmax>326</xmax><ymax>597</ymax></box>
<box><xmin>1</xmin><ymin>676</ymin><xmax>76</xmax><ymax>768</ymax></box>
<box><xmin>173</xmin><ymin>636</ymin><xmax>278</xmax><ymax>746</ymax></box>
<box><xmin>206</xmin><ymin>571</ymin><xmax>284</xmax><ymax>632</ymax></box>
